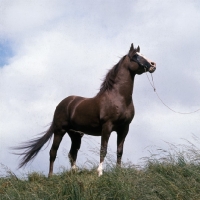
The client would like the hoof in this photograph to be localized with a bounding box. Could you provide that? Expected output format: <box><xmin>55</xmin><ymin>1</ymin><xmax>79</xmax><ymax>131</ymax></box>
<box><xmin>97</xmin><ymin>162</ymin><xmax>103</xmax><ymax>176</ymax></box>
<box><xmin>97</xmin><ymin>170</ymin><xmax>103</xmax><ymax>177</ymax></box>
<box><xmin>48</xmin><ymin>173</ymin><xmax>52</xmax><ymax>178</ymax></box>
<box><xmin>71</xmin><ymin>165</ymin><xmax>78</xmax><ymax>171</ymax></box>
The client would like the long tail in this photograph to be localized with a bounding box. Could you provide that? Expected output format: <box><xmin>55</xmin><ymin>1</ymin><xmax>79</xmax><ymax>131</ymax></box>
<box><xmin>12</xmin><ymin>123</ymin><xmax>54</xmax><ymax>168</ymax></box>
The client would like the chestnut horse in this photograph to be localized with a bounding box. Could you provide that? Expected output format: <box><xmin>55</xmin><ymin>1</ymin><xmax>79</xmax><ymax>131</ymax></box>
<box><xmin>14</xmin><ymin>43</ymin><xmax>156</xmax><ymax>176</ymax></box>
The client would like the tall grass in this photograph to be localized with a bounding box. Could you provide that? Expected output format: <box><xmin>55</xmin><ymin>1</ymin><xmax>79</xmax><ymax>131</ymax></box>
<box><xmin>1</xmin><ymin>139</ymin><xmax>200</xmax><ymax>199</ymax></box>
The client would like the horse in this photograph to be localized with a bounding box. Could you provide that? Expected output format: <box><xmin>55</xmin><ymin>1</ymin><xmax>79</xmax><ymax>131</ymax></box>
<box><xmin>14</xmin><ymin>43</ymin><xmax>156</xmax><ymax>176</ymax></box>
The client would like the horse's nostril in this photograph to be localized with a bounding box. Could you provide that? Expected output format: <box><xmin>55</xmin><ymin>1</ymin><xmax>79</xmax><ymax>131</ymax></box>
<box><xmin>151</xmin><ymin>62</ymin><xmax>156</xmax><ymax>67</ymax></box>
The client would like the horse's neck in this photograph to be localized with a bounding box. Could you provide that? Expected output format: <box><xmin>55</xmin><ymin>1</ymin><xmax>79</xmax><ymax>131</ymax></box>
<box><xmin>113</xmin><ymin>66</ymin><xmax>135</xmax><ymax>104</ymax></box>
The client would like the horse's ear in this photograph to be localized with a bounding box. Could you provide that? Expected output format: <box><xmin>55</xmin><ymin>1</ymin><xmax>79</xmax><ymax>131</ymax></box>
<box><xmin>137</xmin><ymin>46</ymin><xmax>140</xmax><ymax>52</ymax></box>
<box><xmin>129</xmin><ymin>43</ymin><xmax>134</xmax><ymax>52</ymax></box>
<box><xmin>129</xmin><ymin>43</ymin><xmax>135</xmax><ymax>56</ymax></box>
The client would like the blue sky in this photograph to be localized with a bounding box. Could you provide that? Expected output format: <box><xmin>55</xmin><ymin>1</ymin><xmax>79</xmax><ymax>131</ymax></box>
<box><xmin>0</xmin><ymin>0</ymin><xmax>200</xmax><ymax>177</ymax></box>
<box><xmin>0</xmin><ymin>41</ymin><xmax>13</xmax><ymax>67</ymax></box>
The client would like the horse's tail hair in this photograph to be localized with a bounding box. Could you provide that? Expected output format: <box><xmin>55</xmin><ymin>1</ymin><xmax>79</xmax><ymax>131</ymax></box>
<box><xmin>12</xmin><ymin>123</ymin><xmax>54</xmax><ymax>169</ymax></box>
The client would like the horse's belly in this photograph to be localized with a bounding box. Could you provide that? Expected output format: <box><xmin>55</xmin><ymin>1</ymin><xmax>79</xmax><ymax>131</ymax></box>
<box><xmin>70</xmin><ymin>121</ymin><xmax>102</xmax><ymax>136</ymax></box>
<box><xmin>70</xmin><ymin>110</ymin><xmax>102</xmax><ymax>136</ymax></box>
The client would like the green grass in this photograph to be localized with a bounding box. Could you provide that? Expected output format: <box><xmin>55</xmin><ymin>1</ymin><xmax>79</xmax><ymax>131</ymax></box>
<box><xmin>1</xmin><ymin>141</ymin><xmax>200</xmax><ymax>199</ymax></box>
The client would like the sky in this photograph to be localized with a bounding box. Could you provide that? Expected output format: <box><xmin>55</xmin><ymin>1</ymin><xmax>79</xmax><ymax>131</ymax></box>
<box><xmin>0</xmin><ymin>0</ymin><xmax>200</xmax><ymax>177</ymax></box>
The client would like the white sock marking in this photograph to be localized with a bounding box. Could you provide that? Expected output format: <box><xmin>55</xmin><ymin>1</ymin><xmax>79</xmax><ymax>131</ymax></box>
<box><xmin>72</xmin><ymin>164</ymin><xmax>78</xmax><ymax>170</ymax></box>
<box><xmin>97</xmin><ymin>162</ymin><xmax>103</xmax><ymax>176</ymax></box>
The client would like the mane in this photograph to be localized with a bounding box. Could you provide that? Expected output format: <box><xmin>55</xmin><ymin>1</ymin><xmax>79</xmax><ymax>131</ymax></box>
<box><xmin>97</xmin><ymin>55</ymin><xmax>126</xmax><ymax>96</ymax></box>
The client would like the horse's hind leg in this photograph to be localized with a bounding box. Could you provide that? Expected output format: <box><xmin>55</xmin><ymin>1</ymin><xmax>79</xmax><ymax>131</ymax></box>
<box><xmin>48</xmin><ymin>130</ymin><xmax>65</xmax><ymax>177</ymax></box>
<box><xmin>68</xmin><ymin>131</ymin><xmax>83</xmax><ymax>170</ymax></box>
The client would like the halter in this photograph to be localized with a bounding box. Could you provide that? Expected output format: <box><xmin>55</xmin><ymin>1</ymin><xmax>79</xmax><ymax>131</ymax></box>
<box><xmin>129</xmin><ymin>54</ymin><xmax>151</xmax><ymax>70</ymax></box>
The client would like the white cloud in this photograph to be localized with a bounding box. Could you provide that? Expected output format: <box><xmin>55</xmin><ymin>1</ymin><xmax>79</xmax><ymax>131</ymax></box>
<box><xmin>0</xmin><ymin>1</ymin><xmax>66</xmax><ymax>38</ymax></box>
<box><xmin>0</xmin><ymin>0</ymin><xmax>200</xmax><ymax>176</ymax></box>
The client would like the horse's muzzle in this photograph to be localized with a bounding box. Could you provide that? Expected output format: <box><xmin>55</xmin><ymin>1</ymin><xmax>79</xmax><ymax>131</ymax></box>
<box><xmin>149</xmin><ymin>62</ymin><xmax>156</xmax><ymax>73</ymax></box>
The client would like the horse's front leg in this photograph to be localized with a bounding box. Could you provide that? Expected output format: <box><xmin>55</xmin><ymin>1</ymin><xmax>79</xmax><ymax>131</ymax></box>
<box><xmin>97</xmin><ymin>123</ymin><xmax>112</xmax><ymax>176</ymax></box>
<box><xmin>116</xmin><ymin>125</ymin><xmax>129</xmax><ymax>167</ymax></box>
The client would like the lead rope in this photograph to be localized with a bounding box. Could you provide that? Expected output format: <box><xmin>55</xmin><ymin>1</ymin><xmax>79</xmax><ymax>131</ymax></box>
<box><xmin>145</xmin><ymin>69</ymin><xmax>200</xmax><ymax>114</ymax></box>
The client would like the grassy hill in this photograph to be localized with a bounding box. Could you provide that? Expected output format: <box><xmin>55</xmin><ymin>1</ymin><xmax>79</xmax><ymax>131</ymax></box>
<box><xmin>1</xmin><ymin>141</ymin><xmax>200</xmax><ymax>199</ymax></box>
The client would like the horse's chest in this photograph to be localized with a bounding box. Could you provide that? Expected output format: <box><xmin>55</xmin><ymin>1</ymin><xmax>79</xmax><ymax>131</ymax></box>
<box><xmin>116</xmin><ymin>104</ymin><xmax>134</xmax><ymax>122</ymax></box>
<box><xmin>101</xmin><ymin>100</ymin><xmax>134</xmax><ymax>123</ymax></box>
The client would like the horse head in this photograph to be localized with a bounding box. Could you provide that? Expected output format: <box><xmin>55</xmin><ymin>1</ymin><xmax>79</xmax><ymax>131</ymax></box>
<box><xmin>128</xmin><ymin>43</ymin><xmax>156</xmax><ymax>74</ymax></box>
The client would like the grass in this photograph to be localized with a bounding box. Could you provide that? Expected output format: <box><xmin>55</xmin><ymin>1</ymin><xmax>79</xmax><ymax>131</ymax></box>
<box><xmin>1</xmin><ymin>140</ymin><xmax>200</xmax><ymax>199</ymax></box>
